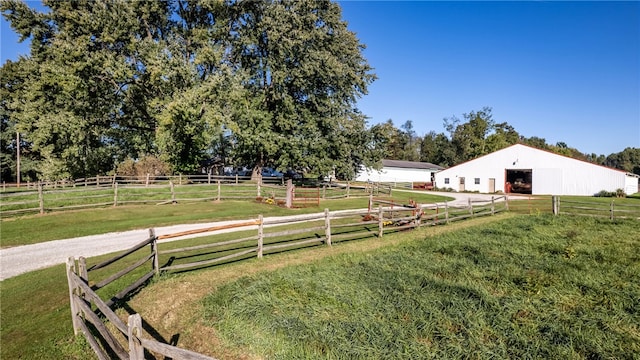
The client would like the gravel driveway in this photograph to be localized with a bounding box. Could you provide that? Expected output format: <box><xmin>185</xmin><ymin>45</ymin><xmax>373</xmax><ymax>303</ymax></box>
<box><xmin>0</xmin><ymin>192</ymin><xmax>522</xmax><ymax>281</ymax></box>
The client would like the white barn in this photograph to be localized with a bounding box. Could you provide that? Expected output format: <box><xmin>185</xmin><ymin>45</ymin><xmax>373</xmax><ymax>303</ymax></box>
<box><xmin>355</xmin><ymin>159</ymin><xmax>443</xmax><ymax>184</ymax></box>
<box><xmin>434</xmin><ymin>144</ymin><xmax>639</xmax><ymax>196</ymax></box>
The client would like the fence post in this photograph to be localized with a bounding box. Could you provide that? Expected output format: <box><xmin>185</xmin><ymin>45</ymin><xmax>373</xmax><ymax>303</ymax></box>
<box><xmin>208</xmin><ymin>172</ymin><xmax>211</xmax><ymax>185</ymax></box>
<box><xmin>378</xmin><ymin>206</ymin><xmax>384</xmax><ymax>238</ymax></box>
<box><xmin>128</xmin><ymin>314</ymin><xmax>144</xmax><ymax>360</ymax></box>
<box><xmin>38</xmin><ymin>182</ymin><xmax>44</xmax><ymax>214</ymax></box>
<box><xmin>66</xmin><ymin>257</ymin><xmax>80</xmax><ymax>336</ymax></box>
<box><xmin>170</xmin><ymin>181</ymin><xmax>175</xmax><ymax>203</ymax></box>
<box><xmin>552</xmin><ymin>196</ymin><xmax>558</xmax><ymax>215</ymax></box>
<box><xmin>257</xmin><ymin>215</ymin><xmax>264</xmax><ymax>258</ymax></box>
<box><xmin>610</xmin><ymin>201</ymin><xmax>614</xmax><ymax>221</ymax></box>
<box><xmin>491</xmin><ymin>196</ymin><xmax>495</xmax><ymax>215</ymax></box>
<box><xmin>150</xmin><ymin>229</ymin><xmax>159</xmax><ymax>275</ymax></box>
<box><xmin>505</xmin><ymin>195</ymin><xmax>509</xmax><ymax>211</ymax></box>
<box><xmin>445</xmin><ymin>202</ymin><xmax>450</xmax><ymax>224</ymax></box>
<box><xmin>285</xmin><ymin>179</ymin><xmax>293</xmax><ymax>208</ymax></box>
<box><xmin>368</xmin><ymin>194</ymin><xmax>373</xmax><ymax>214</ymax></box>
<box><xmin>468</xmin><ymin>198</ymin><xmax>473</xmax><ymax>217</ymax></box>
<box><xmin>257</xmin><ymin>182</ymin><xmax>261</xmax><ymax>198</ymax></box>
<box><xmin>217</xmin><ymin>180</ymin><xmax>221</xmax><ymax>201</ymax></box>
<box><xmin>145</xmin><ymin>173</ymin><xmax>150</xmax><ymax>187</ymax></box>
<box><xmin>112</xmin><ymin>173</ymin><xmax>117</xmax><ymax>187</ymax></box>
<box><xmin>324</xmin><ymin>208</ymin><xmax>332</xmax><ymax>246</ymax></box>
<box><xmin>113</xmin><ymin>183</ymin><xmax>118</xmax><ymax>207</ymax></box>
<box><xmin>78</xmin><ymin>257</ymin><xmax>88</xmax><ymax>284</ymax></box>
<box><xmin>346</xmin><ymin>181</ymin><xmax>350</xmax><ymax>198</ymax></box>
<box><xmin>322</xmin><ymin>185</ymin><xmax>326</xmax><ymax>200</ymax></box>
<box><xmin>235</xmin><ymin>174</ymin><xmax>238</xmax><ymax>184</ymax></box>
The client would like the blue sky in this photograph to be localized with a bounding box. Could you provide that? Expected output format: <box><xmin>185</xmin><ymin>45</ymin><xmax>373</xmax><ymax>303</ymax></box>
<box><xmin>2</xmin><ymin>1</ymin><xmax>639</xmax><ymax>156</ymax></box>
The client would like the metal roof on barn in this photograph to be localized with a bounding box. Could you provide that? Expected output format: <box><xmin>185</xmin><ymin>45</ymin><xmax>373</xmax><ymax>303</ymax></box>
<box><xmin>382</xmin><ymin>159</ymin><xmax>444</xmax><ymax>170</ymax></box>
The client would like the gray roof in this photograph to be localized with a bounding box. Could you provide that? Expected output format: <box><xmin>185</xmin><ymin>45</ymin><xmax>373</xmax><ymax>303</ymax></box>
<box><xmin>382</xmin><ymin>159</ymin><xmax>444</xmax><ymax>170</ymax></box>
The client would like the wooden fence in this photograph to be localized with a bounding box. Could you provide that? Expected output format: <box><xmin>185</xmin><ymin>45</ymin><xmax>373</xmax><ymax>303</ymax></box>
<box><xmin>552</xmin><ymin>196</ymin><xmax>640</xmax><ymax>219</ymax></box>
<box><xmin>66</xmin><ymin>196</ymin><xmax>508</xmax><ymax>359</ymax></box>
<box><xmin>1</xmin><ymin>178</ymin><xmax>379</xmax><ymax>218</ymax></box>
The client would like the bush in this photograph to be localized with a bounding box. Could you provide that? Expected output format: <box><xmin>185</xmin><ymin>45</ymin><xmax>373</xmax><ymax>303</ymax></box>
<box><xmin>116</xmin><ymin>155</ymin><xmax>172</xmax><ymax>179</ymax></box>
<box><xmin>594</xmin><ymin>189</ymin><xmax>626</xmax><ymax>198</ymax></box>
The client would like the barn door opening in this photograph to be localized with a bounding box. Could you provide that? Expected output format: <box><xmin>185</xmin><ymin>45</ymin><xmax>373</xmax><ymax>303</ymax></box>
<box><xmin>506</xmin><ymin>169</ymin><xmax>532</xmax><ymax>194</ymax></box>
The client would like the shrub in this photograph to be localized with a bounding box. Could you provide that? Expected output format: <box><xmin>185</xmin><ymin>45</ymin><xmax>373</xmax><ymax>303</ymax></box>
<box><xmin>116</xmin><ymin>155</ymin><xmax>172</xmax><ymax>179</ymax></box>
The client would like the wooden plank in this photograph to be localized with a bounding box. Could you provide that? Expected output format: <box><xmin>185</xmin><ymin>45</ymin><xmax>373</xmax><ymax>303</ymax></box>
<box><xmin>139</xmin><ymin>338</ymin><xmax>217</xmax><ymax>360</ymax></box>
<box><xmin>157</xmin><ymin>220</ymin><xmax>259</xmax><ymax>240</ymax></box>
<box><xmin>160</xmin><ymin>235</ymin><xmax>258</xmax><ymax>255</ymax></box>
<box><xmin>161</xmin><ymin>248</ymin><xmax>257</xmax><ymax>272</ymax></box>
<box><xmin>73</xmin><ymin>274</ymin><xmax>128</xmax><ymax>335</ymax></box>
<box><xmin>105</xmin><ymin>270</ymin><xmax>155</xmax><ymax>308</ymax></box>
<box><xmin>77</xmin><ymin>314</ymin><xmax>111</xmax><ymax>360</ymax></box>
<box><xmin>88</xmin><ymin>236</ymin><xmax>154</xmax><ymax>271</ymax></box>
<box><xmin>92</xmin><ymin>253</ymin><xmax>153</xmax><ymax>291</ymax></box>
<box><xmin>263</xmin><ymin>225</ymin><xmax>325</xmax><ymax>239</ymax></box>
<box><xmin>75</xmin><ymin>295</ymin><xmax>128</xmax><ymax>360</ymax></box>
<box><xmin>329</xmin><ymin>221</ymin><xmax>378</xmax><ymax>229</ymax></box>
<box><xmin>263</xmin><ymin>238</ymin><xmax>324</xmax><ymax>252</ymax></box>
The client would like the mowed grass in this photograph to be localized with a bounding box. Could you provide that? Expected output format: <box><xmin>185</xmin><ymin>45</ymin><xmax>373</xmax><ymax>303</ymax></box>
<box><xmin>200</xmin><ymin>215</ymin><xmax>639</xmax><ymax>359</ymax></box>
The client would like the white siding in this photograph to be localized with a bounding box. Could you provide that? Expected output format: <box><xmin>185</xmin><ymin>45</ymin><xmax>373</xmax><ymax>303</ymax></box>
<box><xmin>434</xmin><ymin>144</ymin><xmax>633</xmax><ymax>195</ymax></box>
<box><xmin>355</xmin><ymin>166</ymin><xmax>434</xmax><ymax>183</ymax></box>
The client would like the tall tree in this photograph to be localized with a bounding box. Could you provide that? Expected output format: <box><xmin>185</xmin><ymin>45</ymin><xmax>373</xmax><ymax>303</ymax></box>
<box><xmin>226</xmin><ymin>0</ymin><xmax>376</xmax><ymax>179</ymax></box>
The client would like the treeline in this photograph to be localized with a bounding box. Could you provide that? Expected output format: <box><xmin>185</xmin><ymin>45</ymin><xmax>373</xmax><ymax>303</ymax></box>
<box><xmin>376</xmin><ymin>107</ymin><xmax>640</xmax><ymax>175</ymax></box>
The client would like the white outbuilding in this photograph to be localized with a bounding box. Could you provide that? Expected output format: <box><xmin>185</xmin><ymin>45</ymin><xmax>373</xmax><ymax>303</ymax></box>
<box><xmin>434</xmin><ymin>144</ymin><xmax>639</xmax><ymax>196</ymax></box>
<box><xmin>355</xmin><ymin>159</ymin><xmax>443</xmax><ymax>185</ymax></box>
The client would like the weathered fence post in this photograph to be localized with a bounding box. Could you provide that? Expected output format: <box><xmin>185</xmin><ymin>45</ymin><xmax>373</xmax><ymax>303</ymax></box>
<box><xmin>610</xmin><ymin>201</ymin><xmax>614</xmax><ymax>221</ymax></box>
<box><xmin>346</xmin><ymin>181</ymin><xmax>350</xmax><ymax>198</ymax></box>
<box><xmin>217</xmin><ymin>180</ymin><xmax>221</xmax><ymax>201</ymax></box>
<box><xmin>378</xmin><ymin>206</ymin><xmax>384</xmax><ymax>238</ymax></box>
<box><xmin>445</xmin><ymin>202</ymin><xmax>450</xmax><ymax>224</ymax></box>
<box><xmin>368</xmin><ymin>194</ymin><xmax>373</xmax><ymax>214</ymax></box>
<box><xmin>491</xmin><ymin>196</ymin><xmax>495</xmax><ymax>215</ymax></box>
<box><xmin>208</xmin><ymin>172</ymin><xmax>211</xmax><ymax>185</ymax></box>
<box><xmin>285</xmin><ymin>179</ymin><xmax>293</xmax><ymax>208</ymax></box>
<box><xmin>170</xmin><ymin>181</ymin><xmax>175</xmax><ymax>203</ymax></box>
<box><xmin>112</xmin><ymin>173</ymin><xmax>117</xmax><ymax>187</ymax></box>
<box><xmin>324</xmin><ymin>208</ymin><xmax>332</xmax><ymax>246</ymax></box>
<box><xmin>552</xmin><ymin>196</ymin><xmax>558</xmax><ymax>215</ymax></box>
<box><xmin>150</xmin><ymin>229</ymin><xmax>159</xmax><ymax>275</ymax></box>
<box><xmin>505</xmin><ymin>195</ymin><xmax>509</xmax><ymax>211</ymax></box>
<box><xmin>145</xmin><ymin>173</ymin><xmax>150</xmax><ymax>187</ymax></box>
<box><xmin>78</xmin><ymin>257</ymin><xmax>88</xmax><ymax>284</ymax></box>
<box><xmin>322</xmin><ymin>185</ymin><xmax>326</xmax><ymax>199</ymax></box>
<box><xmin>468</xmin><ymin>198</ymin><xmax>473</xmax><ymax>217</ymax></box>
<box><xmin>235</xmin><ymin>174</ymin><xmax>238</xmax><ymax>184</ymax></box>
<box><xmin>38</xmin><ymin>182</ymin><xmax>44</xmax><ymax>214</ymax></box>
<box><xmin>257</xmin><ymin>182</ymin><xmax>261</xmax><ymax>198</ymax></box>
<box><xmin>257</xmin><ymin>215</ymin><xmax>264</xmax><ymax>258</ymax></box>
<box><xmin>113</xmin><ymin>183</ymin><xmax>118</xmax><ymax>207</ymax></box>
<box><xmin>128</xmin><ymin>314</ymin><xmax>144</xmax><ymax>360</ymax></box>
<box><xmin>66</xmin><ymin>257</ymin><xmax>80</xmax><ymax>336</ymax></box>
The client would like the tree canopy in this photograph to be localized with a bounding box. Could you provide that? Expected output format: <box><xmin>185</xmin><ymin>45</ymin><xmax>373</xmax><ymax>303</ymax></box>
<box><xmin>1</xmin><ymin>0</ymin><xmax>377</xmax><ymax>181</ymax></box>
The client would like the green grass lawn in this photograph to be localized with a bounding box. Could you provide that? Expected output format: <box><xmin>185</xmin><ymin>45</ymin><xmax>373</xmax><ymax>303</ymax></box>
<box><xmin>200</xmin><ymin>215</ymin><xmax>640</xmax><ymax>359</ymax></box>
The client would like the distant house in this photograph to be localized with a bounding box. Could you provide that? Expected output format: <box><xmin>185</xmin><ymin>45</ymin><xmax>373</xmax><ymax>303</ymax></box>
<box><xmin>355</xmin><ymin>159</ymin><xmax>444</xmax><ymax>185</ymax></box>
<box><xmin>434</xmin><ymin>144</ymin><xmax>639</xmax><ymax>196</ymax></box>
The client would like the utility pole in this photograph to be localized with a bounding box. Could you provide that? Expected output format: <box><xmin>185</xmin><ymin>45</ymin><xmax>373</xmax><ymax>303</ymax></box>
<box><xmin>16</xmin><ymin>132</ymin><xmax>20</xmax><ymax>188</ymax></box>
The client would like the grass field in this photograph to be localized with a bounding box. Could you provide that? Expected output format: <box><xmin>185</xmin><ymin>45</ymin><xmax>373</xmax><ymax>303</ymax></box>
<box><xmin>195</xmin><ymin>215</ymin><xmax>639</xmax><ymax>359</ymax></box>
<box><xmin>1</xmin><ymin>194</ymin><xmax>638</xmax><ymax>359</ymax></box>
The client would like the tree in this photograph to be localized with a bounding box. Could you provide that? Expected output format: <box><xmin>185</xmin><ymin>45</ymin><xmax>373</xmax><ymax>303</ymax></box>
<box><xmin>2</xmin><ymin>0</ymin><xmax>379</xmax><ymax>181</ymax></box>
<box><xmin>444</xmin><ymin>107</ymin><xmax>494</xmax><ymax>163</ymax></box>
<box><xmin>225</xmin><ymin>0</ymin><xmax>377</xmax><ymax>179</ymax></box>
<box><xmin>604</xmin><ymin>147</ymin><xmax>640</xmax><ymax>175</ymax></box>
